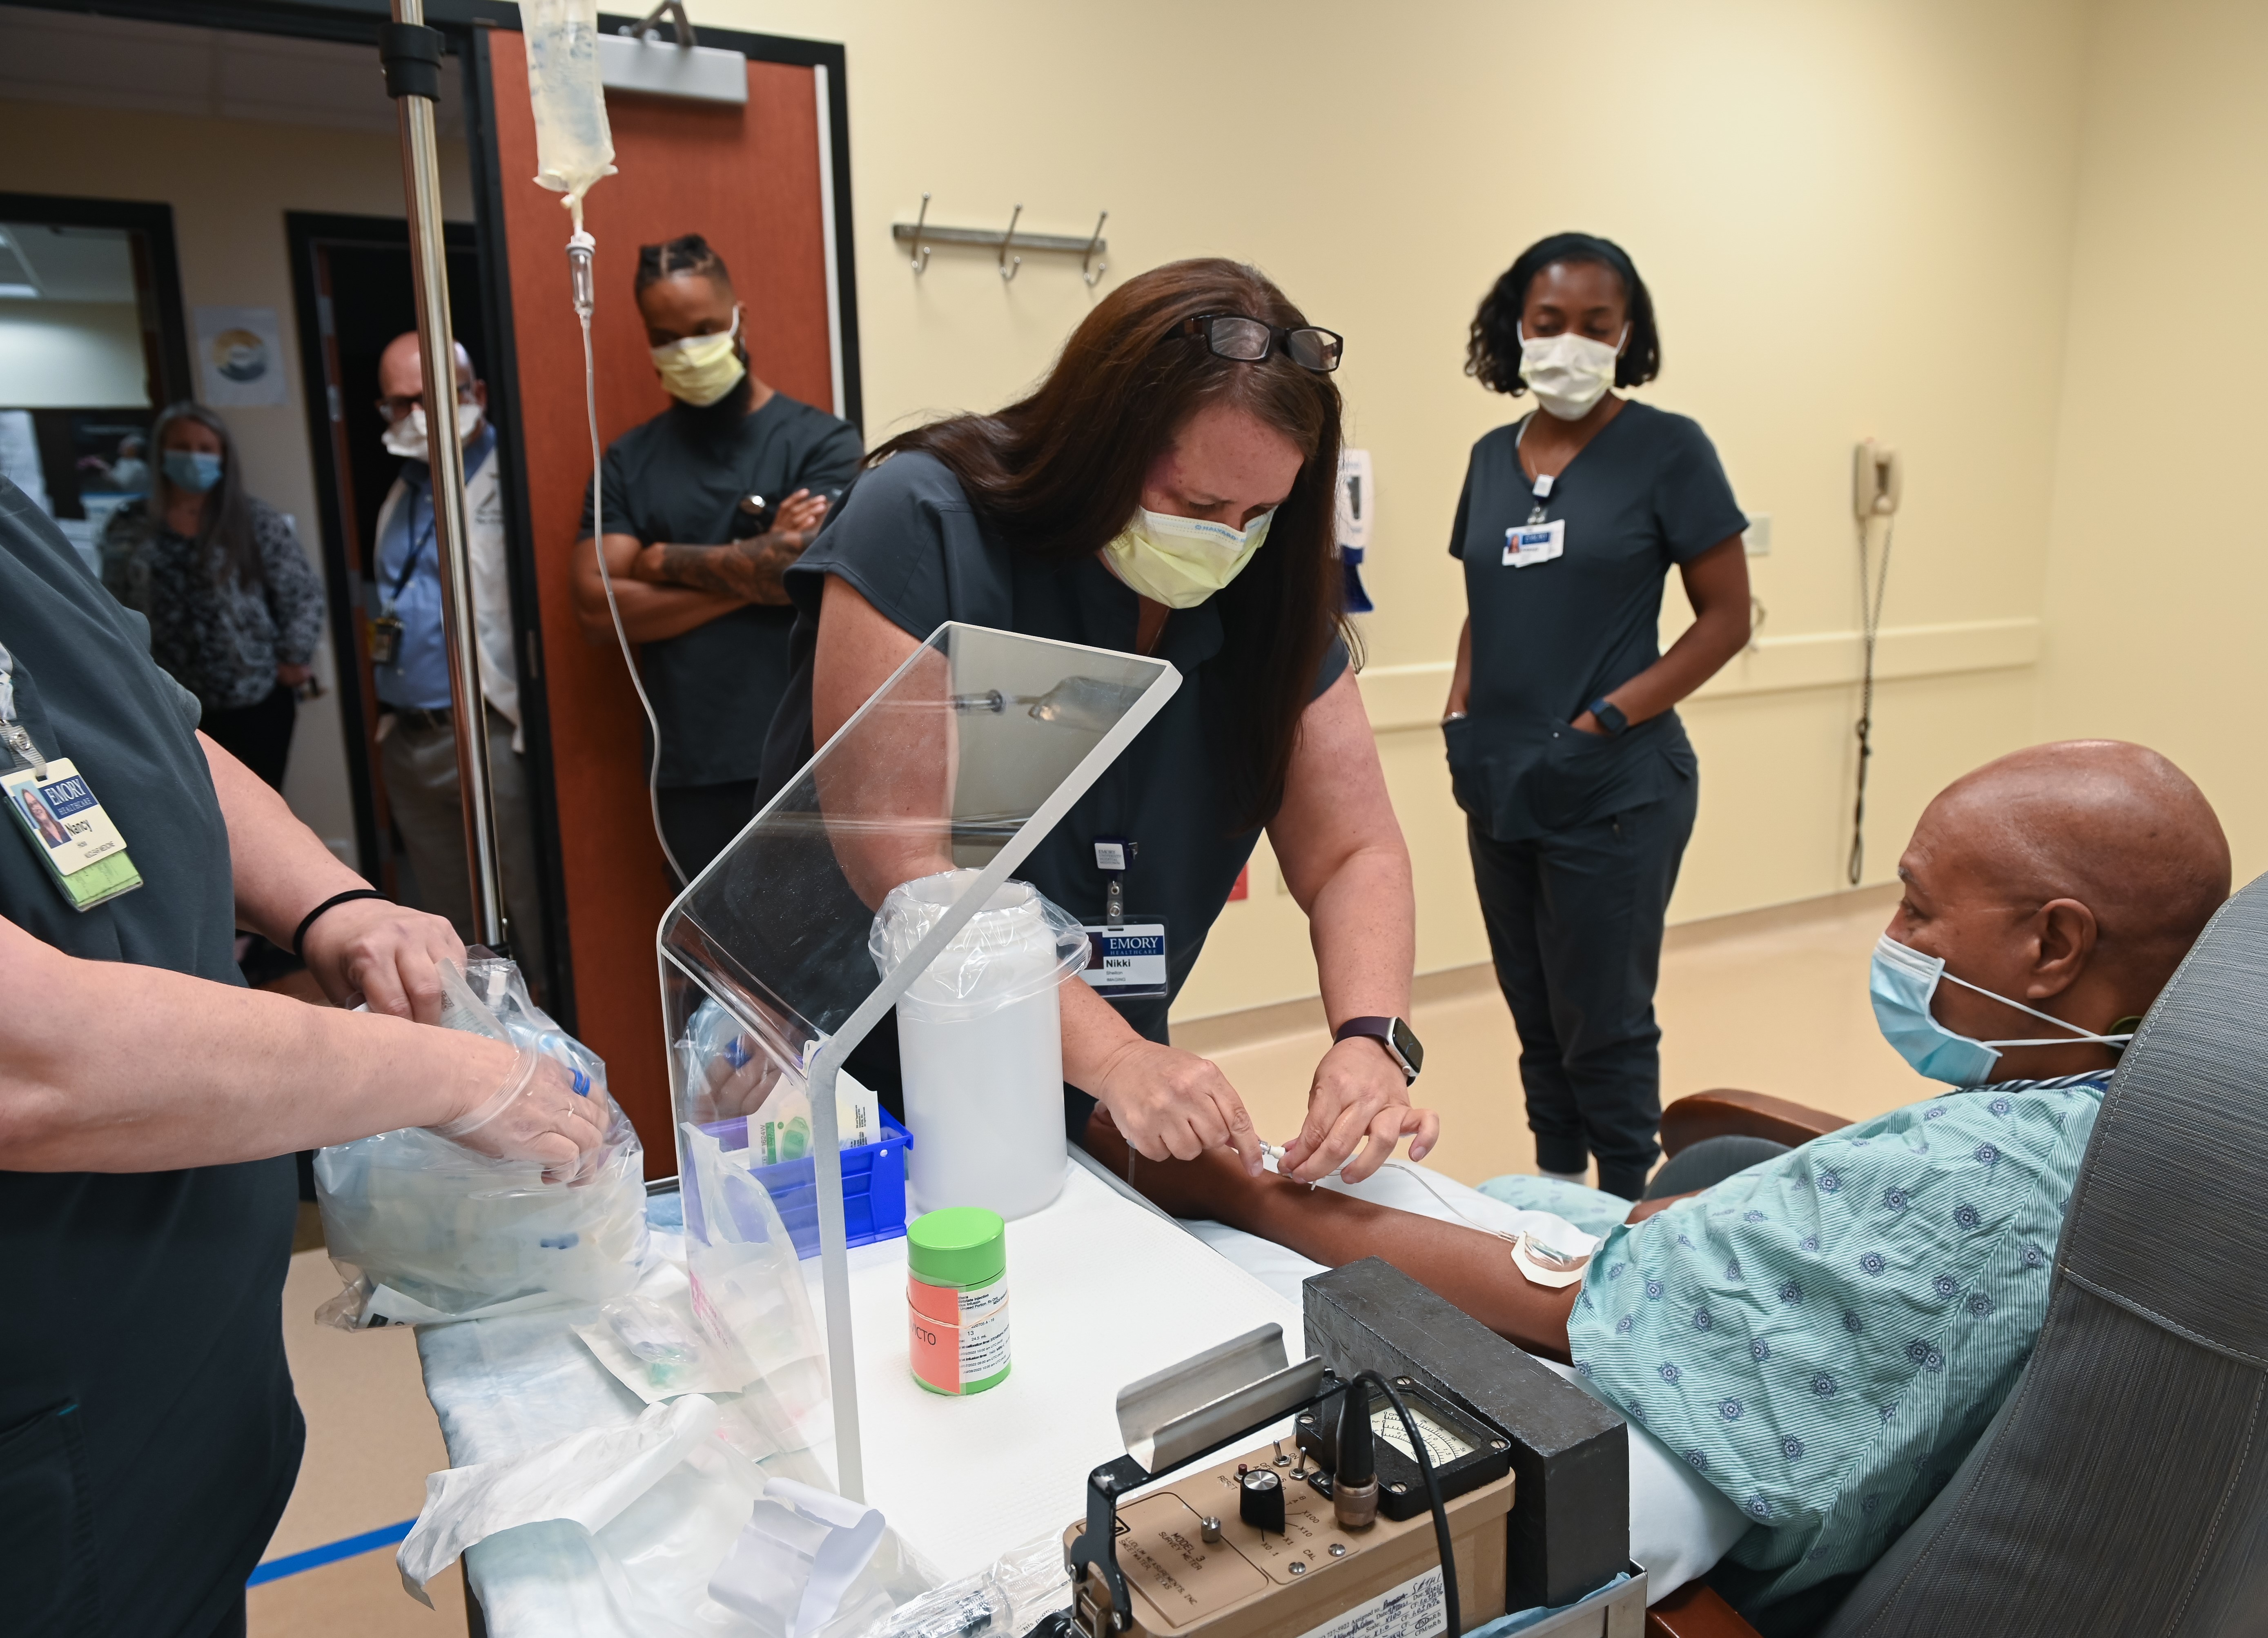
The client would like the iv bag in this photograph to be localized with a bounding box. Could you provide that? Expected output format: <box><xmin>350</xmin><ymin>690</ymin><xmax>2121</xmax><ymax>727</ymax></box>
<box><xmin>524</xmin><ymin>0</ymin><xmax>617</xmax><ymax>222</ymax></box>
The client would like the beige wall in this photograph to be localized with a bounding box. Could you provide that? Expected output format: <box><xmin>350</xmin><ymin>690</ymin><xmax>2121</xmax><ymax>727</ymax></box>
<box><xmin>690</xmin><ymin>0</ymin><xmax>2089</xmax><ymax>1017</ymax></box>
<box><xmin>0</xmin><ymin>97</ymin><xmax>472</xmax><ymax>860</ymax></box>
<box><xmin>2036</xmin><ymin>0</ymin><xmax>2268</xmax><ymax>882</ymax></box>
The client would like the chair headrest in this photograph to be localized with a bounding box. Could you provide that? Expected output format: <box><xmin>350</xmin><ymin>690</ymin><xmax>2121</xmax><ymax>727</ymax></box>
<box><xmin>2060</xmin><ymin>868</ymin><xmax>2268</xmax><ymax>1363</ymax></box>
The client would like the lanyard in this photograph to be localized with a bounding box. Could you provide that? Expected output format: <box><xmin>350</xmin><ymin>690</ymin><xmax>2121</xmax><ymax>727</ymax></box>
<box><xmin>1515</xmin><ymin>416</ymin><xmax>1557</xmax><ymax>525</ymax></box>
<box><xmin>0</xmin><ymin>639</ymin><xmax>47</xmax><ymax>777</ymax></box>
<box><xmin>385</xmin><ymin>487</ymin><xmax>437</xmax><ymax>608</ymax></box>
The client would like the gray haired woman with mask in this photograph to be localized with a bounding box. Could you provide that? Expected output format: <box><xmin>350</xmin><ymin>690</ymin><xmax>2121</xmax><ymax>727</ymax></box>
<box><xmin>100</xmin><ymin>402</ymin><xmax>324</xmax><ymax>789</ymax></box>
<box><xmin>1443</xmin><ymin>232</ymin><xmax>1752</xmax><ymax>1200</ymax></box>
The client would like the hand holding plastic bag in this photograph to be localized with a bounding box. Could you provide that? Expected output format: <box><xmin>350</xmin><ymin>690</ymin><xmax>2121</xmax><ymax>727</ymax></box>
<box><xmin>313</xmin><ymin>957</ymin><xmax>648</xmax><ymax>1328</ymax></box>
<box><xmin>432</xmin><ymin>1039</ymin><xmax>613</xmax><ymax>1179</ymax></box>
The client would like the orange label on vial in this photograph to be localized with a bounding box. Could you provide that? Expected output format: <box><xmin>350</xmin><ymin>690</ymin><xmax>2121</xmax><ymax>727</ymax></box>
<box><xmin>907</xmin><ymin>1279</ymin><xmax>1009</xmax><ymax>1394</ymax></box>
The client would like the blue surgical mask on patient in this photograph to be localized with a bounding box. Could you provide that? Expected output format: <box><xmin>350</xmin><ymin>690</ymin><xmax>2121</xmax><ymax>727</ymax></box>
<box><xmin>162</xmin><ymin>450</ymin><xmax>224</xmax><ymax>492</ymax></box>
<box><xmin>1870</xmin><ymin>933</ymin><xmax>2134</xmax><ymax>1085</ymax></box>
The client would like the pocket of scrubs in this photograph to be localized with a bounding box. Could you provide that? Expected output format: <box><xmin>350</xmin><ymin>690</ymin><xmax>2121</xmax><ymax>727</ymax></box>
<box><xmin>1530</xmin><ymin>725</ymin><xmax>1621</xmax><ymax>831</ymax></box>
<box><xmin>1441</xmin><ymin>714</ymin><xmax>1493</xmax><ymax>822</ymax></box>
<box><xmin>0</xmin><ymin>1400</ymin><xmax>98</xmax><ymax>1634</ymax></box>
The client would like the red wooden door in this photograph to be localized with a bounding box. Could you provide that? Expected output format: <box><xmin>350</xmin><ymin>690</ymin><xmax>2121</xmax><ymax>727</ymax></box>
<box><xmin>484</xmin><ymin>32</ymin><xmax>841</xmax><ymax>1168</ymax></box>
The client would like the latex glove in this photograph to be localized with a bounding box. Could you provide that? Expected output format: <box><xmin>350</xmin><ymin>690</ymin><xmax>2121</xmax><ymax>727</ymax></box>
<box><xmin>302</xmin><ymin>897</ymin><xmax>466</xmax><ymax>1024</ymax></box>
<box><xmin>1093</xmin><ymin>1037</ymin><xmax>1265</xmax><ymax>1175</ymax></box>
<box><xmin>1277</xmin><ymin>1036</ymin><xmax>1439</xmax><ymax>1184</ymax></box>
<box><xmin>432</xmin><ymin>1040</ymin><xmax>611</xmax><ymax>1178</ymax></box>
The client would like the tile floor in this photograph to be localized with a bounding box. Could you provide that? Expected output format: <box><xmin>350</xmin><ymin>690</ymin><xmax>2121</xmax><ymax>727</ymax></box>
<box><xmin>248</xmin><ymin>883</ymin><xmax>1916</xmax><ymax>1631</ymax></box>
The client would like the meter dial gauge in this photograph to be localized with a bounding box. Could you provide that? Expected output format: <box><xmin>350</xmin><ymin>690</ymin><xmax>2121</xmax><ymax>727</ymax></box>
<box><xmin>1371</xmin><ymin>1399</ymin><xmax>1477</xmax><ymax>1468</ymax></box>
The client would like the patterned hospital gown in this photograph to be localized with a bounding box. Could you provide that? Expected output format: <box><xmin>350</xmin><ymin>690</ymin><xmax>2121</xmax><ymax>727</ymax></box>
<box><xmin>1560</xmin><ymin>1073</ymin><xmax>2109</xmax><ymax>1612</ymax></box>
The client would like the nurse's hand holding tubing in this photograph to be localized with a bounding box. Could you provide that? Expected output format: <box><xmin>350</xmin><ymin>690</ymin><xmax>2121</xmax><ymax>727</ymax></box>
<box><xmin>0</xmin><ymin>734</ymin><xmax>606</xmax><ymax>1174</ymax></box>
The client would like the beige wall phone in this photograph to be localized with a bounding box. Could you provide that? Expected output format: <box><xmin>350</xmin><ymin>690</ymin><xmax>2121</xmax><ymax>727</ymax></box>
<box><xmin>1854</xmin><ymin>438</ymin><xmax>1904</xmax><ymax>521</ymax></box>
<box><xmin>1849</xmin><ymin>438</ymin><xmax>1903</xmax><ymax>885</ymax></box>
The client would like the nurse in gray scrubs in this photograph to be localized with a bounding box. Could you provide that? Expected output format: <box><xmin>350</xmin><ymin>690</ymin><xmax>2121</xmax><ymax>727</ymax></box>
<box><xmin>768</xmin><ymin>260</ymin><xmax>1439</xmax><ymax>1194</ymax></box>
<box><xmin>1442</xmin><ymin>233</ymin><xmax>1752</xmax><ymax>1199</ymax></box>
<box><xmin>0</xmin><ymin>479</ymin><xmax>605</xmax><ymax>1633</ymax></box>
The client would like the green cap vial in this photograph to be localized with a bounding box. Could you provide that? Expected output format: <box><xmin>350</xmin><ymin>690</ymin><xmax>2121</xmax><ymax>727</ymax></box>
<box><xmin>906</xmin><ymin>1207</ymin><xmax>1009</xmax><ymax>1395</ymax></box>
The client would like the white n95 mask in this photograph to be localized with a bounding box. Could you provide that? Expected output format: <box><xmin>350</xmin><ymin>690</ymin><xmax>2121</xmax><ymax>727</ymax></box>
<box><xmin>384</xmin><ymin>400</ymin><xmax>484</xmax><ymax>462</ymax></box>
<box><xmin>1101</xmin><ymin>507</ymin><xmax>1275</xmax><ymax>609</ymax></box>
<box><xmin>1869</xmin><ymin>932</ymin><xmax>2132</xmax><ymax>1086</ymax></box>
<box><xmin>652</xmin><ymin>309</ymin><xmax>747</xmax><ymax>407</ymax></box>
<box><xmin>1520</xmin><ymin>325</ymin><xmax>1624</xmax><ymax>421</ymax></box>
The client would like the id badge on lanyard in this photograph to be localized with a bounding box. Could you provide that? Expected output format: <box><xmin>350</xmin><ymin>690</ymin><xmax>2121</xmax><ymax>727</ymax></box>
<box><xmin>0</xmin><ymin>640</ymin><xmax>143</xmax><ymax>911</ymax></box>
<box><xmin>368</xmin><ymin>498</ymin><xmax>433</xmax><ymax>668</ymax></box>
<box><xmin>1504</xmin><ymin>430</ymin><xmax>1566</xmax><ymax>568</ymax></box>
<box><xmin>1079</xmin><ymin>836</ymin><xmax>1169</xmax><ymax>1000</ymax></box>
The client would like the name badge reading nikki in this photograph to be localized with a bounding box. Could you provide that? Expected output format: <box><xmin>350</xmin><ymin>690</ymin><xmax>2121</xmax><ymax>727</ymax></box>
<box><xmin>1079</xmin><ymin>921</ymin><xmax>1170</xmax><ymax>1000</ymax></box>
<box><xmin>4</xmin><ymin>758</ymin><xmax>143</xmax><ymax>910</ymax></box>
<box><xmin>1503</xmin><ymin>519</ymin><xmax>1566</xmax><ymax>568</ymax></box>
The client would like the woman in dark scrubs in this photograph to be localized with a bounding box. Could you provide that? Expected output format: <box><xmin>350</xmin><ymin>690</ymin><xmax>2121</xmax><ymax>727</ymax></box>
<box><xmin>1443</xmin><ymin>233</ymin><xmax>1751</xmax><ymax>1200</ymax></box>
<box><xmin>0</xmin><ymin>481</ymin><xmax>604</xmax><ymax>1637</ymax></box>
<box><xmin>766</xmin><ymin>260</ymin><xmax>1436</xmax><ymax>1188</ymax></box>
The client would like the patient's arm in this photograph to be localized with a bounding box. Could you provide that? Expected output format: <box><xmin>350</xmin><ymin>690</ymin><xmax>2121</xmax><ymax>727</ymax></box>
<box><xmin>1083</xmin><ymin>1110</ymin><xmax>1586</xmax><ymax>1362</ymax></box>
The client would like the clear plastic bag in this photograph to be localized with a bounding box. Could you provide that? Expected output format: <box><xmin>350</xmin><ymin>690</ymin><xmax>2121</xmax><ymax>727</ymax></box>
<box><xmin>869</xmin><ymin>872</ymin><xmax>1087</xmax><ymax>1023</ymax></box>
<box><xmin>677</xmin><ymin>999</ymin><xmax>881</xmax><ymax>1153</ymax></box>
<box><xmin>313</xmin><ymin>957</ymin><xmax>648</xmax><ymax>1329</ymax></box>
<box><xmin>679</xmin><ymin>1118</ymin><xmax>832</xmax><ymax>1447</ymax></box>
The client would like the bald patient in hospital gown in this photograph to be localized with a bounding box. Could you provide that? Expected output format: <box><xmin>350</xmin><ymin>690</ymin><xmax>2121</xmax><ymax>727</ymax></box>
<box><xmin>1088</xmin><ymin>741</ymin><xmax>2230</xmax><ymax>1625</ymax></box>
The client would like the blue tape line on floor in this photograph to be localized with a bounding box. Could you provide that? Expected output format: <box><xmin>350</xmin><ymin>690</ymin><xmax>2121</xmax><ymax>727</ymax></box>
<box><xmin>247</xmin><ymin>1518</ymin><xmax>415</xmax><ymax>1586</ymax></box>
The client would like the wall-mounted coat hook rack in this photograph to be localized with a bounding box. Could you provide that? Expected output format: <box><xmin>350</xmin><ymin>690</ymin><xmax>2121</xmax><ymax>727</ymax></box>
<box><xmin>907</xmin><ymin>193</ymin><xmax>933</xmax><ymax>275</ymax></box>
<box><xmin>891</xmin><ymin>200</ymin><xmax>1112</xmax><ymax>283</ymax></box>
<box><xmin>999</xmin><ymin>204</ymin><xmax>1024</xmax><ymax>282</ymax></box>
<box><xmin>1081</xmin><ymin>211</ymin><xmax>1108</xmax><ymax>287</ymax></box>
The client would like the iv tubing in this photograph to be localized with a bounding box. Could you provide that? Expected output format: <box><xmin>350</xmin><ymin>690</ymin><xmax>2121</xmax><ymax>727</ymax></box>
<box><xmin>578</xmin><ymin>290</ymin><xmax>687</xmax><ymax>885</ymax></box>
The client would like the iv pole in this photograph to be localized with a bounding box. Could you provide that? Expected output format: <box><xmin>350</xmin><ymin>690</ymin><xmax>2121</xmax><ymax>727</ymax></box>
<box><xmin>378</xmin><ymin>4</ymin><xmax>508</xmax><ymax>950</ymax></box>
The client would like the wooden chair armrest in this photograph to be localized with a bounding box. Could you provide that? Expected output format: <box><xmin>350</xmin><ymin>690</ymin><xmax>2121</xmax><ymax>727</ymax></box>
<box><xmin>1660</xmin><ymin>1088</ymin><xmax>1851</xmax><ymax>1157</ymax></box>
<box><xmin>1646</xmin><ymin>1580</ymin><xmax>1764</xmax><ymax>1638</ymax></box>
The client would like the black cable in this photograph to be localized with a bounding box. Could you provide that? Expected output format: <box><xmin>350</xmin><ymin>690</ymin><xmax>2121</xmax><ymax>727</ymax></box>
<box><xmin>1848</xmin><ymin>510</ymin><xmax>1897</xmax><ymax>887</ymax></box>
<box><xmin>1355</xmin><ymin>1371</ymin><xmax>1460</xmax><ymax>1638</ymax></box>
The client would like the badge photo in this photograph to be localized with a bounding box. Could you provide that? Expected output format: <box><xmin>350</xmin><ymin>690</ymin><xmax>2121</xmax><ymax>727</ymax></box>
<box><xmin>1503</xmin><ymin>518</ymin><xmax>1566</xmax><ymax>568</ymax></box>
<box><xmin>3</xmin><ymin>757</ymin><xmax>143</xmax><ymax>910</ymax></box>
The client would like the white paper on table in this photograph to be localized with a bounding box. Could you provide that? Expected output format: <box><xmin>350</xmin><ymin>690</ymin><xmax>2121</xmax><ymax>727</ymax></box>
<box><xmin>397</xmin><ymin>1394</ymin><xmax>720</xmax><ymax>1605</ymax></box>
<box><xmin>709</xmin><ymin>1476</ymin><xmax>887</xmax><ymax>1638</ymax></box>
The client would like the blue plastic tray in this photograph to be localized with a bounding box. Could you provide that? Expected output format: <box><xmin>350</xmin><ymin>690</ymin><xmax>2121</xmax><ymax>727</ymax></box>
<box><xmin>698</xmin><ymin>1108</ymin><xmax>912</xmax><ymax>1261</ymax></box>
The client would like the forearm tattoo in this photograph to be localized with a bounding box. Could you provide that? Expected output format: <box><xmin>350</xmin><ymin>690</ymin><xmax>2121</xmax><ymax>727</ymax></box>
<box><xmin>651</xmin><ymin>534</ymin><xmax>805</xmax><ymax>604</ymax></box>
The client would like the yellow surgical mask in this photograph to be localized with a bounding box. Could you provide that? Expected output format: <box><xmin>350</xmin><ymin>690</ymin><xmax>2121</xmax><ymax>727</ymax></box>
<box><xmin>1100</xmin><ymin>507</ymin><xmax>1275</xmax><ymax>608</ymax></box>
<box><xmin>651</xmin><ymin>308</ymin><xmax>746</xmax><ymax>407</ymax></box>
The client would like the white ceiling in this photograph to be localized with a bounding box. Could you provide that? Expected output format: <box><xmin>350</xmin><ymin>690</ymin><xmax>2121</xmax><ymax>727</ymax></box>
<box><xmin>0</xmin><ymin>222</ymin><xmax>138</xmax><ymax>302</ymax></box>
<box><xmin>0</xmin><ymin>5</ymin><xmax>466</xmax><ymax>139</ymax></box>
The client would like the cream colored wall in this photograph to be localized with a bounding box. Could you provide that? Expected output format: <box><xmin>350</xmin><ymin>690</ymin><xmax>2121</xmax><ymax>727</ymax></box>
<box><xmin>689</xmin><ymin>0</ymin><xmax>2090</xmax><ymax>1019</ymax></box>
<box><xmin>2036</xmin><ymin>0</ymin><xmax>2268</xmax><ymax>883</ymax></box>
<box><xmin>0</xmin><ymin>99</ymin><xmax>471</xmax><ymax>860</ymax></box>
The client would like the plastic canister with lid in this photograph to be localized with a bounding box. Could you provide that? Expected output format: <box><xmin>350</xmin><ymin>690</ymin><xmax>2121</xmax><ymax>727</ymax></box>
<box><xmin>871</xmin><ymin>871</ymin><xmax>1088</xmax><ymax>1220</ymax></box>
<box><xmin>906</xmin><ymin>1207</ymin><xmax>1009</xmax><ymax>1396</ymax></box>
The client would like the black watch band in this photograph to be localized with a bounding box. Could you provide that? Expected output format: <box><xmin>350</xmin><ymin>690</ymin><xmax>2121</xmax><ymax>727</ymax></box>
<box><xmin>1333</xmin><ymin>1015</ymin><xmax>1424</xmax><ymax>1084</ymax></box>
<box><xmin>1588</xmin><ymin>698</ymin><xmax>1629</xmax><ymax>736</ymax></box>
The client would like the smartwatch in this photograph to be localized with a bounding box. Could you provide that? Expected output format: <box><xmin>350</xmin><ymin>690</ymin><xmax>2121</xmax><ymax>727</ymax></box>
<box><xmin>1587</xmin><ymin>698</ymin><xmax>1629</xmax><ymax>737</ymax></box>
<box><xmin>1333</xmin><ymin>1015</ymin><xmax>1424</xmax><ymax>1084</ymax></box>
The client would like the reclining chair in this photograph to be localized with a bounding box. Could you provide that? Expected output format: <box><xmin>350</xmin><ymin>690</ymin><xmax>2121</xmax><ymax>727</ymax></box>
<box><xmin>1646</xmin><ymin>871</ymin><xmax>2268</xmax><ymax>1638</ymax></box>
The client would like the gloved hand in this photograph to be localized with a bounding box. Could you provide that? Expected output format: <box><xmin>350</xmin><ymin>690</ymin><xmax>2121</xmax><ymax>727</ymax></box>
<box><xmin>430</xmin><ymin>1038</ymin><xmax>612</xmax><ymax>1180</ymax></box>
